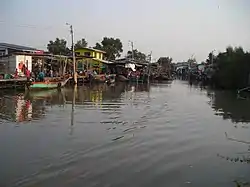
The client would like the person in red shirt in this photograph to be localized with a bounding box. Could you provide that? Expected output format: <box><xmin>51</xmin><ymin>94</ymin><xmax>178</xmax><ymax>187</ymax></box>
<box><xmin>14</xmin><ymin>68</ymin><xmax>18</xmax><ymax>78</ymax></box>
<box><xmin>26</xmin><ymin>68</ymin><xmax>31</xmax><ymax>81</ymax></box>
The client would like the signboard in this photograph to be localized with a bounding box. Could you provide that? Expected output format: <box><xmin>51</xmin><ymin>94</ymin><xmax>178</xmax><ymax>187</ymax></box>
<box><xmin>35</xmin><ymin>50</ymin><xmax>44</xmax><ymax>54</ymax></box>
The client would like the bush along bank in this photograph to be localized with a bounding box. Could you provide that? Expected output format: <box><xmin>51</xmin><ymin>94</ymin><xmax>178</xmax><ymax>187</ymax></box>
<box><xmin>209</xmin><ymin>47</ymin><xmax>250</xmax><ymax>90</ymax></box>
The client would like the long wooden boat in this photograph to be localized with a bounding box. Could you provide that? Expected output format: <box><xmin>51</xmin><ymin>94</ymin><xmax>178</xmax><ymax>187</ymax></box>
<box><xmin>26</xmin><ymin>77</ymin><xmax>71</xmax><ymax>90</ymax></box>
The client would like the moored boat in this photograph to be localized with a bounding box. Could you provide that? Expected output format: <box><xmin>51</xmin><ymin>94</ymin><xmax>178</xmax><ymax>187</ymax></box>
<box><xmin>26</xmin><ymin>77</ymin><xmax>71</xmax><ymax>90</ymax></box>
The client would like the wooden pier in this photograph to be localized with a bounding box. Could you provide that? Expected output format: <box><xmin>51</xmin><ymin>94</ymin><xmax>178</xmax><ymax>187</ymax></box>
<box><xmin>0</xmin><ymin>78</ymin><xmax>28</xmax><ymax>89</ymax></box>
<box><xmin>237</xmin><ymin>87</ymin><xmax>250</xmax><ymax>94</ymax></box>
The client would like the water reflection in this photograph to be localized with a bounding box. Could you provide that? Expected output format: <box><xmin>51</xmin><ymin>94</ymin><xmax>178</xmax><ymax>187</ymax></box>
<box><xmin>70</xmin><ymin>85</ymin><xmax>77</xmax><ymax>135</ymax></box>
<box><xmin>206</xmin><ymin>88</ymin><xmax>250</xmax><ymax>185</ymax></box>
<box><xmin>217</xmin><ymin>132</ymin><xmax>250</xmax><ymax>164</ymax></box>
<box><xmin>0</xmin><ymin>92</ymin><xmax>47</xmax><ymax>122</ymax></box>
<box><xmin>0</xmin><ymin>83</ymin><xmax>150</xmax><ymax>123</ymax></box>
<box><xmin>63</xmin><ymin>83</ymin><xmax>126</xmax><ymax>105</ymax></box>
<box><xmin>4</xmin><ymin>82</ymin><xmax>250</xmax><ymax>125</ymax></box>
<box><xmin>207</xmin><ymin>90</ymin><xmax>250</xmax><ymax>123</ymax></box>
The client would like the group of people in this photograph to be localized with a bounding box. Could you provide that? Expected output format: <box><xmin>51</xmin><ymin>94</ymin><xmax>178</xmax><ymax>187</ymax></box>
<box><xmin>14</xmin><ymin>65</ymin><xmax>31</xmax><ymax>80</ymax></box>
<box><xmin>127</xmin><ymin>69</ymin><xmax>144</xmax><ymax>79</ymax></box>
<box><xmin>14</xmin><ymin>66</ymin><xmax>48</xmax><ymax>82</ymax></box>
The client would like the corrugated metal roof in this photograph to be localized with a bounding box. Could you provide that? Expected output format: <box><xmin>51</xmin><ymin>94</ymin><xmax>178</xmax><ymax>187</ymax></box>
<box><xmin>0</xmin><ymin>43</ymin><xmax>37</xmax><ymax>51</ymax></box>
<box><xmin>93</xmin><ymin>58</ymin><xmax>114</xmax><ymax>64</ymax></box>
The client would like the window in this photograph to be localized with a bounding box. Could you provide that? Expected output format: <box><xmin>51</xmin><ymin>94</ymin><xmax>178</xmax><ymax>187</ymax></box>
<box><xmin>84</xmin><ymin>52</ymin><xmax>91</xmax><ymax>57</ymax></box>
<box><xmin>0</xmin><ymin>51</ymin><xmax>5</xmax><ymax>56</ymax></box>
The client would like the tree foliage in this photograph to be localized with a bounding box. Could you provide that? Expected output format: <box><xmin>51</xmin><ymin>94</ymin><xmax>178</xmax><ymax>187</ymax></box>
<box><xmin>157</xmin><ymin>57</ymin><xmax>173</xmax><ymax>72</ymax></box>
<box><xmin>187</xmin><ymin>57</ymin><xmax>196</xmax><ymax>65</ymax></box>
<box><xmin>74</xmin><ymin>38</ymin><xmax>88</xmax><ymax>50</ymax></box>
<box><xmin>94</xmin><ymin>37</ymin><xmax>123</xmax><ymax>60</ymax></box>
<box><xmin>127</xmin><ymin>49</ymin><xmax>147</xmax><ymax>61</ymax></box>
<box><xmin>47</xmin><ymin>38</ymin><xmax>70</xmax><ymax>55</ymax></box>
<box><xmin>157</xmin><ymin>57</ymin><xmax>172</xmax><ymax>66</ymax></box>
<box><xmin>206</xmin><ymin>52</ymin><xmax>216</xmax><ymax>64</ymax></box>
<box><xmin>212</xmin><ymin>46</ymin><xmax>250</xmax><ymax>89</ymax></box>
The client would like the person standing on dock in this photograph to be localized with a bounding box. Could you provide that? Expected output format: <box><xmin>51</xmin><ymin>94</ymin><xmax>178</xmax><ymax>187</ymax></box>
<box><xmin>50</xmin><ymin>69</ymin><xmax>53</xmax><ymax>78</ymax></box>
<box><xmin>38</xmin><ymin>71</ymin><xmax>45</xmax><ymax>82</ymax></box>
<box><xmin>25</xmin><ymin>68</ymin><xmax>31</xmax><ymax>80</ymax></box>
<box><xmin>14</xmin><ymin>68</ymin><xmax>18</xmax><ymax>78</ymax></box>
<box><xmin>22</xmin><ymin>64</ymin><xmax>26</xmax><ymax>76</ymax></box>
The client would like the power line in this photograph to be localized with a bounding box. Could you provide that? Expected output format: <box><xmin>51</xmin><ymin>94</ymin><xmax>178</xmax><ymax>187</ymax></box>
<box><xmin>0</xmin><ymin>21</ymin><xmax>102</xmax><ymax>42</ymax></box>
<box><xmin>0</xmin><ymin>21</ymin><xmax>67</xmax><ymax>31</ymax></box>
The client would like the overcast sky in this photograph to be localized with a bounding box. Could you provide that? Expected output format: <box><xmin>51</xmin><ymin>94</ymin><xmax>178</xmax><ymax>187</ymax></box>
<box><xmin>1</xmin><ymin>0</ymin><xmax>250</xmax><ymax>62</ymax></box>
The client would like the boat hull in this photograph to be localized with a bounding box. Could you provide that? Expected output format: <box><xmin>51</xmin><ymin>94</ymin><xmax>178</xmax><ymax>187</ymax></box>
<box><xmin>28</xmin><ymin>82</ymin><xmax>58</xmax><ymax>90</ymax></box>
<box><xmin>26</xmin><ymin>77</ymin><xmax>71</xmax><ymax>90</ymax></box>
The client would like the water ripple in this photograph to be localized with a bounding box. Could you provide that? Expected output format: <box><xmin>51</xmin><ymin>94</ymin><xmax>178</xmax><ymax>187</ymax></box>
<box><xmin>1</xmin><ymin>82</ymin><xmax>250</xmax><ymax>187</ymax></box>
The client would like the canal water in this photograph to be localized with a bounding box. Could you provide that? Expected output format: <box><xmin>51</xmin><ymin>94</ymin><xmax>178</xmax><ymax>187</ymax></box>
<box><xmin>0</xmin><ymin>80</ymin><xmax>249</xmax><ymax>187</ymax></box>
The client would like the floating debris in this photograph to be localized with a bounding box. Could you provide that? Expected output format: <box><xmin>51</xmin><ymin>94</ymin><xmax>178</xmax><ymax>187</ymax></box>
<box><xmin>107</xmin><ymin>126</ymin><xmax>117</xmax><ymax>130</ymax></box>
<box><xmin>108</xmin><ymin>116</ymin><xmax>120</xmax><ymax>119</ymax></box>
<box><xmin>140</xmin><ymin>125</ymin><xmax>147</xmax><ymax>129</ymax></box>
<box><xmin>101</xmin><ymin>120</ymin><xmax>124</xmax><ymax>124</ymax></box>
<box><xmin>112</xmin><ymin>135</ymin><xmax>125</xmax><ymax>141</ymax></box>
<box><xmin>123</xmin><ymin>127</ymin><xmax>137</xmax><ymax>132</ymax></box>
<box><xmin>122</xmin><ymin>121</ymin><xmax>128</xmax><ymax>125</ymax></box>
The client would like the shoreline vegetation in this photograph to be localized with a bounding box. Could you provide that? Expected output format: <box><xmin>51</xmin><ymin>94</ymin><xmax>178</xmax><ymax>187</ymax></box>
<box><xmin>209</xmin><ymin>46</ymin><xmax>250</xmax><ymax>90</ymax></box>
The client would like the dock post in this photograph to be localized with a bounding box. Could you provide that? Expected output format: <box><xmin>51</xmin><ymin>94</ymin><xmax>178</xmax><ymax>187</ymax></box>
<box><xmin>67</xmin><ymin>23</ymin><xmax>77</xmax><ymax>85</ymax></box>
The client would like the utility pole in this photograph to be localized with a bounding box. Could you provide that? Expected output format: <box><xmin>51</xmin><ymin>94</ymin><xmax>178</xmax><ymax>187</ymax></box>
<box><xmin>129</xmin><ymin>40</ymin><xmax>134</xmax><ymax>60</ymax></box>
<box><xmin>148</xmin><ymin>51</ymin><xmax>152</xmax><ymax>83</ymax></box>
<box><xmin>190</xmin><ymin>54</ymin><xmax>194</xmax><ymax>68</ymax></box>
<box><xmin>211</xmin><ymin>50</ymin><xmax>215</xmax><ymax>65</ymax></box>
<box><xmin>211</xmin><ymin>53</ymin><xmax>213</xmax><ymax>65</ymax></box>
<box><xmin>131</xmin><ymin>41</ymin><xmax>134</xmax><ymax>60</ymax></box>
<box><xmin>67</xmin><ymin>23</ymin><xmax>77</xmax><ymax>84</ymax></box>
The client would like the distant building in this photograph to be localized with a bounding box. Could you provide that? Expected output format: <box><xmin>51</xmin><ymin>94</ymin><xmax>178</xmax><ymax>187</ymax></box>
<box><xmin>75</xmin><ymin>47</ymin><xmax>105</xmax><ymax>60</ymax></box>
<box><xmin>0</xmin><ymin>43</ymin><xmax>44</xmax><ymax>75</ymax></box>
<box><xmin>0</xmin><ymin>53</ymin><xmax>32</xmax><ymax>75</ymax></box>
<box><xmin>174</xmin><ymin>62</ymin><xmax>188</xmax><ymax>70</ymax></box>
<box><xmin>75</xmin><ymin>47</ymin><xmax>113</xmax><ymax>73</ymax></box>
<box><xmin>0</xmin><ymin>43</ymin><xmax>43</xmax><ymax>56</ymax></box>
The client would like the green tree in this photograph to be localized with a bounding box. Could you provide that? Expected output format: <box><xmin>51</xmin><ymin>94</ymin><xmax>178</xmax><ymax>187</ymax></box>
<box><xmin>206</xmin><ymin>52</ymin><xmax>216</xmax><ymax>64</ymax></box>
<box><xmin>157</xmin><ymin>57</ymin><xmax>173</xmax><ymax>73</ymax></box>
<box><xmin>157</xmin><ymin>57</ymin><xmax>173</xmax><ymax>66</ymax></box>
<box><xmin>212</xmin><ymin>46</ymin><xmax>250</xmax><ymax>89</ymax></box>
<box><xmin>74</xmin><ymin>38</ymin><xmax>88</xmax><ymax>50</ymax></box>
<box><xmin>47</xmin><ymin>38</ymin><xmax>70</xmax><ymax>55</ymax></box>
<box><xmin>94</xmin><ymin>37</ymin><xmax>123</xmax><ymax>60</ymax></box>
<box><xmin>127</xmin><ymin>49</ymin><xmax>147</xmax><ymax>61</ymax></box>
<box><xmin>187</xmin><ymin>57</ymin><xmax>196</xmax><ymax>65</ymax></box>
